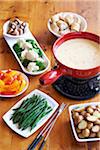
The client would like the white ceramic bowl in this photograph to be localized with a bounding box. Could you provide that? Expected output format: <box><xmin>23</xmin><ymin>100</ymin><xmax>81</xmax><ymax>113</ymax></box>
<box><xmin>0</xmin><ymin>70</ymin><xmax>29</xmax><ymax>98</ymax></box>
<box><xmin>48</xmin><ymin>12</ymin><xmax>87</xmax><ymax>38</ymax></box>
<box><xmin>3</xmin><ymin>20</ymin><xmax>29</xmax><ymax>38</ymax></box>
<box><xmin>69</xmin><ymin>102</ymin><xmax>100</xmax><ymax>142</ymax></box>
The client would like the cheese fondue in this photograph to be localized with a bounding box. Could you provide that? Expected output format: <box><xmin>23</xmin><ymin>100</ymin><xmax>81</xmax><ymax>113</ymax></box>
<box><xmin>55</xmin><ymin>38</ymin><xmax>100</xmax><ymax>69</ymax></box>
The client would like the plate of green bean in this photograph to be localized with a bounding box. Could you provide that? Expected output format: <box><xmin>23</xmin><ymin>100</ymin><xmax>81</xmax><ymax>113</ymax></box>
<box><xmin>3</xmin><ymin>89</ymin><xmax>59</xmax><ymax>138</ymax></box>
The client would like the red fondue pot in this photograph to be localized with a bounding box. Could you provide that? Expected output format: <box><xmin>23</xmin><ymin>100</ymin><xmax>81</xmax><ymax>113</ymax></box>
<box><xmin>40</xmin><ymin>32</ymin><xmax>100</xmax><ymax>85</ymax></box>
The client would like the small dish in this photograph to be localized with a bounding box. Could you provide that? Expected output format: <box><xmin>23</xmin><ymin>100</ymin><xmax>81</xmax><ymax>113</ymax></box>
<box><xmin>3</xmin><ymin>89</ymin><xmax>59</xmax><ymax>137</ymax></box>
<box><xmin>48</xmin><ymin>12</ymin><xmax>87</xmax><ymax>38</ymax></box>
<box><xmin>0</xmin><ymin>70</ymin><xmax>29</xmax><ymax>98</ymax></box>
<box><xmin>69</xmin><ymin>102</ymin><xmax>100</xmax><ymax>142</ymax></box>
<box><xmin>3</xmin><ymin>20</ymin><xmax>29</xmax><ymax>38</ymax></box>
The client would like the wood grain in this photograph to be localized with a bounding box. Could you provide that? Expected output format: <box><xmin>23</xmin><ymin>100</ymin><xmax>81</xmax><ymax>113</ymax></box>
<box><xmin>0</xmin><ymin>0</ymin><xmax>100</xmax><ymax>150</ymax></box>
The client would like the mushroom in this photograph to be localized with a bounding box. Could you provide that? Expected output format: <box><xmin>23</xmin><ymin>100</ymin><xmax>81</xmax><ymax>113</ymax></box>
<box><xmin>9</xmin><ymin>22</ymin><xmax>17</xmax><ymax>30</ymax></box>
<box><xmin>20</xmin><ymin>24</ymin><xmax>25</xmax><ymax>30</ymax></box>
<box><xmin>13</xmin><ymin>18</ymin><xmax>21</xmax><ymax>25</ymax></box>
<box><xmin>7</xmin><ymin>28</ymin><xmax>14</xmax><ymax>34</ymax></box>
<box><xmin>21</xmin><ymin>22</ymin><xmax>27</xmax><ymax>27</ymax></box>
<box><xmin>18</xmin><ymin>28</ymin><xmax>24</xmax><ymax>35</ymax></box>
<box><xmin>10</xmin><ymin>29</ymin><xmax>19</xmax><ymax>36</ymax></box>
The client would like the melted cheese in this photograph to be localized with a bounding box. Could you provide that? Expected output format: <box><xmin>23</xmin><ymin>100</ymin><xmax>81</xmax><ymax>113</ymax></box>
<box><xmin>55</xmin><ymin>38</ymin><xmax>100</xmax><ymax>69</ymax></box>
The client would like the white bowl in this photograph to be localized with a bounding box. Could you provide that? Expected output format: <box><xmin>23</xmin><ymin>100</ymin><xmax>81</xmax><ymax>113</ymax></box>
<box><xmin>3</xmin><ymin>20</ymin><xmax>29</xmax><ymax>38</ymax></box>
<box><xmin>3</xmin><ymin>89</ymin><xmax>59</xmax><ymax>137</ymax></box>
<box><xmin>48</xmin><ymin>12</ymin><xmax>87</xmax><ymax>38</ymax></box>
<box><xmin>69</xmin><ymin>102</ymin><xmax>100</xmax><ymax>142</ymax></box>
<box><xmin>0</xmin><ymin>70</ymin><xmax>29</xmax><ymax>98</ymax></box>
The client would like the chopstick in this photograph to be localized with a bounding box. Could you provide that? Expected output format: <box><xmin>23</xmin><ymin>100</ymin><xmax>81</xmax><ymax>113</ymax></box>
<box><xmin>38</xmin><ymin>103</ymin><xmax>67</xmax><ymax>150</ymax></box>
<box><xmin>27</xmin><ymin>103</ymin><xmax>67</xmax><ymax>150</ymax></box>
<box><xmin>28</xmin><ymin>107</ymin><xmax>59</xmax><ymax>150</ymax></box>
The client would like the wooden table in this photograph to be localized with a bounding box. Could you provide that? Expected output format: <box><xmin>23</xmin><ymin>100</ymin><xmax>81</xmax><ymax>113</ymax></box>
<box><xmin>0</xmin><ymin>0</ymin><xmax>100</xmax><ymax>150</ymax></box>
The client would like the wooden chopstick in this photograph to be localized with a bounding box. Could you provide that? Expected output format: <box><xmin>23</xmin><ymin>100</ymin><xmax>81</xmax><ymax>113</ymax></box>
<box><xmin>38</xmin><ymin>103</ymin><xmax>67</xmax><ymax>150</ymax></box>
<box><xmin>28</xmin><ymin>103</ymin><xmax>67</xmax><ymax>150</ymax></box>
<box><xmin>27</xmin><ymin>105</ymin><xmax>59</xmax><ymax>150</ymax></box>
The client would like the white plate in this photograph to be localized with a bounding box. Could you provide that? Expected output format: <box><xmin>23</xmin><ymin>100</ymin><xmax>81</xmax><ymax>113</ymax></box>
<box><xmin>69</xmin><ymin>102</ymin><xmax>100</xmax><ymax>142</ymax></box>
<box><xmin>3</xmin><ymin>23</ymin><xmax>50</xmax><ymax>75</ymax></box>
<box><xmin>48</xmin><ymin>12</ymin><xmax>87</xmax><ymax>38</ymax></box>
<box><xmin>3</xmin><ymin>20</ymin><xmax>29</xmax><ymax>38</ymax></box>
<box><xmin>3</xmin><ymin>89</ymin><xmax>59</xmax><ymax>138</ymax></box>
<box><xmin>0</xmin><ymin>70</ymin><xmax>29</xmax><ymax>98</ymax></box>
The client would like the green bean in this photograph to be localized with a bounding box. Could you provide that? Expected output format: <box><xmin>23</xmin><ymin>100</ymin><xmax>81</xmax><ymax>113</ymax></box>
<box><xmin>19</xmin><ymin>102</ymin><xmax>46</xmax><ymax>129</ymax></box>
<box><xmin>18</xmin><ymin>101</ymin><xmax>46</xmax><ymax>128</ymax></box>
<box><xmin>11</xmin><ymin>94</ymin><xmax>52</xmax><ymax>131</ymax></box>
<box><xmin>22</xmin><ymin>107</ymin><xmax>45</xmax><ymax>130</ymax></box>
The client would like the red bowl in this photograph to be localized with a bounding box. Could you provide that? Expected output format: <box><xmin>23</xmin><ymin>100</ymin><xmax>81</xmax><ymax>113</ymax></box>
<box><xmin>40</xmin><ymin>32</ymin><xmax>100</xmax><ymax>85</ymax></box>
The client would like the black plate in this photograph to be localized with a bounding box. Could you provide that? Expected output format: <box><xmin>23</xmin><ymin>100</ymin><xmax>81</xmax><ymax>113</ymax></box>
<box><xmin>53</xmin><ymin>75</ymin><xmax>100</xmax><ymax>100</ymax></box>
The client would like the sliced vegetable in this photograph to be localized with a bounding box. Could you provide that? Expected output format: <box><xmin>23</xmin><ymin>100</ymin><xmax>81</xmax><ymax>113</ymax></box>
<box><xmin>0</xmin><ymin>70</ymin><xmax>27</xmax><ymax>95</ymax></box>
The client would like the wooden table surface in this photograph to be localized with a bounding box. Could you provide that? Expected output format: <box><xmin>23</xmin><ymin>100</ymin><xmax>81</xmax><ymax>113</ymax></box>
<box><xmin>0</xmin><ymin>0</ymin><xmax>100</xmax><ymax>150</ymax></box>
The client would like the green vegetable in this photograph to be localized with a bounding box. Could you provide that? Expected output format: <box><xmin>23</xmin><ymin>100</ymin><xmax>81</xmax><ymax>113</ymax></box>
<box><xmin>26</xmin><ymin>39</ymin><xmax>43</xmax><ymax>57</ymax></box>
<box><xmin>13</xmin><ymin>39</ymin><xmax>46</xmax><ymax>71</ymax></box>
<box><xmin>36</xmin><ymin>61</ymin><xmax>46</xmax><ymax>70</ymax></box>
<box><xmin>22</xmin><ymin>59</ymin><xmax>31</xmax><ymax>67</ymax></box>
<box><xmin>13</xmin><ymin>43</ymin><xmax>22</xmax><ymax>58</ymax></box>
<box><xmin>10</xmin><ymin>94</ymin><xmax>52</xmax><ymax>131</ymax></box>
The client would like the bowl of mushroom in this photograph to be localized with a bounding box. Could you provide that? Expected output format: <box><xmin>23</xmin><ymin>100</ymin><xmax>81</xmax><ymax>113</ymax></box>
<box><xmin>48</xmin><ymin>12</ymin><xmax>87</xmax><ymax>37</ymax></box>
<box><xmin>3</xmin><ymin>18</ymin><xmax>28</xmax><ymax>38</ymax></box>
<box><xmin>69</xmin><ymin>102</ymin><xmax>100</xmax><ymax>142</ymax></box>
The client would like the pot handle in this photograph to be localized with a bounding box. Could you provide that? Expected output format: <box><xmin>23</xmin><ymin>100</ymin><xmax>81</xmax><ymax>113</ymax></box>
<box><xmin>39</xmin><ymin>69</ymin><xmax>63</xmax><ymax>85</ymax></box>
